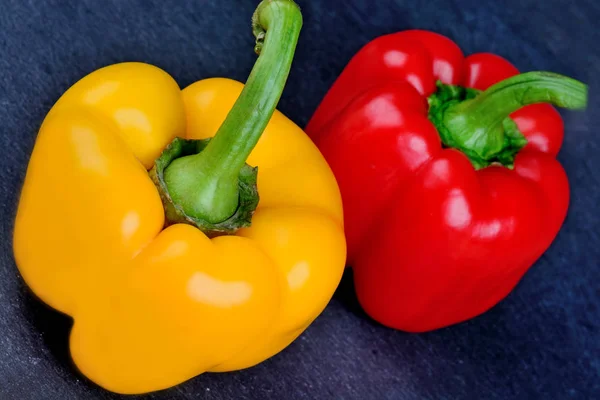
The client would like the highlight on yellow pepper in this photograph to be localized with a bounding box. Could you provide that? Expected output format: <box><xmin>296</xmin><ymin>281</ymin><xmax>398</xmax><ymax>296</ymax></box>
<box><xmin>13</xmin><ymin>0</ymin><xmax>346</xmax><ymax>394</ymax></box>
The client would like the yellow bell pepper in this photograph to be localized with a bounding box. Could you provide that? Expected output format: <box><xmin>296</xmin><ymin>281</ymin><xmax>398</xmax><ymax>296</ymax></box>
<box><xmin>13</xmin><ymin>0</ymin><xmax>345</xmax><ymax>395</ymax></box>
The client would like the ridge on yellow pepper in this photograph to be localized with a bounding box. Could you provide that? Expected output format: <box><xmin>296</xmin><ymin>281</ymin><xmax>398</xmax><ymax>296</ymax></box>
<box><xmin>13</xmin><ymin>0</ymin><xmax>345</xmax><ymax>394</ymax></box>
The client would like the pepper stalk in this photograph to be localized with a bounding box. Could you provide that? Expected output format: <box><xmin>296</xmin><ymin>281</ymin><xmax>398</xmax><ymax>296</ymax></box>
<box><xmin>150</xmin><ymin>0</ymin><xmax>302</xmax><ymax>236</ymax></box>
<box><xmin>428</xmin><ymin>71</ymin><xmax>588</xmax><ymax>169</ymax></box>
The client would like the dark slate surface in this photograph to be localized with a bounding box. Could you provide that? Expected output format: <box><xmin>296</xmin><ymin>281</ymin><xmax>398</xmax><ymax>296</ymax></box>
<box><xmin>1</xmin><ymin>0</ymin><xmax>598</xmax><ymax>399</ymax></box>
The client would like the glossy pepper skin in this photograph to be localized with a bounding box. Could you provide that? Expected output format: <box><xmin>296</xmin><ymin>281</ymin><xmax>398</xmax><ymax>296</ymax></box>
<box><xmin>14</xmin><ymin>1</ymin><xmax>345</xmax><ymax>394</ymax></box>
<box><xmin>306</xmin><ymin>30</ymin><xmax>586</xmax><ymax>332</ymax></box>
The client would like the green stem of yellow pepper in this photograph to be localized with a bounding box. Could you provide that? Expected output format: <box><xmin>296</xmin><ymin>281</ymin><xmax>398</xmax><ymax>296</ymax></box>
<box><xmin>163</xmin><ymin>0</ymin><xmax>302</xmax><ymax>225</ymax></box>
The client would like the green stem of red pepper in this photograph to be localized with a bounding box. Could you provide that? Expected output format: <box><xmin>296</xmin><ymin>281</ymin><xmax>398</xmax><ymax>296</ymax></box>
<box><xmin>429</xmin><ymin>71</ymin><xmax>588</xmax><ymax>168</ymax></box>
<box><xmin>153</xmin><ymin>0</ymin><xmax>302</xmax><ymax>232</ymax></box>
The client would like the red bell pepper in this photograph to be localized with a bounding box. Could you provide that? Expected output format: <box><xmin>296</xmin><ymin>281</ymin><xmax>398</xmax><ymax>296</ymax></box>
<box><xmin>306</xmin><ymin>30</ymin><xmax>588</xmax><ymax>332</ymax></box>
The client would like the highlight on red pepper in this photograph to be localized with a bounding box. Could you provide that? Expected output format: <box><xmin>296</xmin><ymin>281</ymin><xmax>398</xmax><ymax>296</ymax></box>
<box><xmin>306</xmin><ymin>30</ymin><xmax>588</xmax><ymax>333</ymax></box>
<box><xmin>13</xmin><ymin>0</ymin><xmax>346</xmax><ymax>394</ymax></box>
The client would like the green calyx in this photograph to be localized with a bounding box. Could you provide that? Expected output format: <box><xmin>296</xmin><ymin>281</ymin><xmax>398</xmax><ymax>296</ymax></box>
<box><xmin>150</xmin><ymin>138</ymin><xmax>258</xmax><ymax>237</ymax></box>
<box><xmin>151</xmin><ymin>0</ymin><xmax>302</xmax><ymax>235</ymax></box>
<box><xmin>428</xmin><ymin>82</ymin><xmax>527</xmax><ymax>169</ymax></box>
<box><xmin>428</xmin><ymin>72</ymin><xmax>588</xmax><ymax>169</ymax></box>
